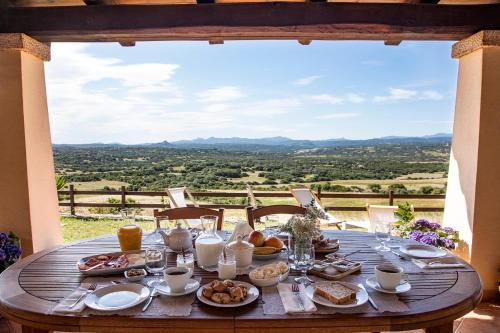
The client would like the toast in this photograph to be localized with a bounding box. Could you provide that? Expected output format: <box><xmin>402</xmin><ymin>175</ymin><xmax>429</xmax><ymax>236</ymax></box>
<box><xmin>314</xmin><ymin>282</ymin><xmax>357</xmax><ymax>304</ymax></box>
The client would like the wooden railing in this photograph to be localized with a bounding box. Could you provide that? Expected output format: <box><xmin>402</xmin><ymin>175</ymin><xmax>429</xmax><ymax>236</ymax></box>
<box><xmin>58</xmin><ymin>185</ymin><xmax>445</xmax><ymax>216</ymax></box>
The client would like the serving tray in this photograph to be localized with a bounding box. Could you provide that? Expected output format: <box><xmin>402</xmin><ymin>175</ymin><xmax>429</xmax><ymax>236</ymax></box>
<box><xmin>308</xmin><ymin>261</ymin><xmax>361</xmax><ymax>280</ymax></box>
<box><xmin>77</xmin><ymin>250</ymin><xmax>146</xmax><ymax>276</ymax></box>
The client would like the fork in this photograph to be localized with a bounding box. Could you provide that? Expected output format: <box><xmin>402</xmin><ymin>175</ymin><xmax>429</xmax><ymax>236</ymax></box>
<box><xmin>291</xmin><ymin>283</ymin><xmax>305</xmax><ymax>312</ymax></box>
<box><xmin>70</xmin><ymin>283</ymin><xmax>97</xmax><ymax>308</ymax></box>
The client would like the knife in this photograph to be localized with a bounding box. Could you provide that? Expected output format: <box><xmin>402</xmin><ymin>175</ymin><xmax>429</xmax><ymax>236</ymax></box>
<box><xmin>142</xmin><ymin>288</ymin><xmax>158</xmax><ymax>312</ymax></box>
<box><xmin>358</xmin><ymin>283</ymin><xmax>378</xmax><ymax>311</ymax></box>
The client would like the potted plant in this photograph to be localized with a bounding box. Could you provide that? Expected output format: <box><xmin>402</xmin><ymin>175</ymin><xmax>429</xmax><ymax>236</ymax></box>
<box><xmin>0</xmin><ymin>232</ymin><xmax>22</xmax><ymax>274</ymax></box>
<box><xmin>393</xmin><ymin>203</ymin><xmax>459</xmax><ymax>250</ymax></box>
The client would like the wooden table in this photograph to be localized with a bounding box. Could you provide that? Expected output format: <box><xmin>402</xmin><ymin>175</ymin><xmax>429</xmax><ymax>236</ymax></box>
<box><xmin>0</xmin><ymin>231</ymin><xmax>482</xmax><ymax>333</ymax></box>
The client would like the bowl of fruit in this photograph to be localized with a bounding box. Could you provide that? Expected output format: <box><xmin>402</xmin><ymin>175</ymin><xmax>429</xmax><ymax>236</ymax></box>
<box><xmin>248</xmin><ymin>231</ymin><xmax>286</xmax><ymax>260</ymax></box>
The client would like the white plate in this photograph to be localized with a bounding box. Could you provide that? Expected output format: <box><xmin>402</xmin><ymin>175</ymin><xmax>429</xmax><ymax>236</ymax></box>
<box><xmin>196</xmin><ymin>281</ymin><xmax>259</xmax><ymax>308</ymax></box>
<box><xmin>253</xmin><ymin>252</ymin><xmax>282</xmax><ymax>260</ymax></box>
<box><xmin>305</xmin><ymin>281</ymin><xmax>368</xmax><ymax>308</ymax></box>
<box><xmin>399</xmin><ymin>244</ymin><xmax>447</xmax><ymax>258</ymax></box>
<box><xmin>84</xmin><ymin>283</ymin><xmax>150</xmax><ymax>311</ymax></box>
<box><xmin>366</xmin><ymin>277</ymin><xmax>411</xmax><ymax>294</ymax></box>
<box><xmin>156</xmin><ymin>279</ymin><xmax>200</xmax><ymax>296</ymax></box>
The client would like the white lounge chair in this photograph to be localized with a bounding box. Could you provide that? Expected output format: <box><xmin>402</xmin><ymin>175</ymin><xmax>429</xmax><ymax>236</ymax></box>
<box><xmin>165</xmin><ymin>187</ymin><xmax>201</xmax><ymax>228</ymax></box>
<box><xmin>289</xmin><ymin>186</ymin><xmax>343</xmax><ymax>230</ymax></box>
<box><xmin>366</xmin><ymin>204</ymin><xmax>415</xmax><ymax>232</ymax></box>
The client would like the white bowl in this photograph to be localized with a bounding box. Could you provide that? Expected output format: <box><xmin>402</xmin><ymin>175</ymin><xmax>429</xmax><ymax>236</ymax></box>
<box><xmin>249</xmin><ymin>263</ymin><xmax>290</xmax><ymax>287</ymax></box>
<box><xmin>124</xmin><ymin>268</ymin><xmax>147</xmax><ymax>282</ymax></box>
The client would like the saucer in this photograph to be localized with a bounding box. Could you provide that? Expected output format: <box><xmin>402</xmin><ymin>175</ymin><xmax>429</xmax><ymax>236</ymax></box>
<box><xmin>156</xmin><ymin>279</ymin><xmax>200</xmax><ymax>296</ymax></box>
<box><xmin>366</xmin><ymin>277</ymin><xmax>411</xmax><ymax>294</ymax></box>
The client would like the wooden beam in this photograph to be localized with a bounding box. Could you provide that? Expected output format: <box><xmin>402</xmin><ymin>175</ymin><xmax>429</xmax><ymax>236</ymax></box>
<box><xmin>384</xmin><ymin>39</ymin><xmax>402</xmax><ymax>45</ymax></box>
<box><xmin>1</xmin><ymin>3</ymin><xmax>499</xmax><ymax>42</ymax></box>
<box><xmin>119</xmin><ymin>40</ymin><xmax>136</xmax><ymax>46</ymax></box>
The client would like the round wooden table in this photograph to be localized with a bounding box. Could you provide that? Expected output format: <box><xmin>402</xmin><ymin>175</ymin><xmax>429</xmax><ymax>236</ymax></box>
<box><xmin>0</xmin><ymin>231</ymin><xmax>482</xmax><ymax>333</ymax></box>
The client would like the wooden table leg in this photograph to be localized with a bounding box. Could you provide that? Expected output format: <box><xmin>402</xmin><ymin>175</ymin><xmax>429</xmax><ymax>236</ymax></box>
<box><xmin>21</xmin><ymin>325</ymin><xmax>49</xmax><ymax>333</ymax></box>
<box><xmin>425</xmin><ymin>321</ymin><xmax>454</xmax><ymax>333</ymax></box>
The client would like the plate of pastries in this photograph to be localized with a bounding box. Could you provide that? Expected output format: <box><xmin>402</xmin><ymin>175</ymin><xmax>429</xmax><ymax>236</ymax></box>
<box><xmin>197</xmin><ymin>280</ymin><xmax>259</xmax><ymax>307</ymax></box>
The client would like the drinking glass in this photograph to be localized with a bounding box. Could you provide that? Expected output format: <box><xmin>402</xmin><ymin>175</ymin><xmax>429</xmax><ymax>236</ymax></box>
<box><xmin>144</xmin><ymin>217</ymin><xmax>164</xmax><ymax>245</ymax></box>
<box><xmin>120</xmin><ymin>209</ymin><xmax>136</xmax><ymax>224</ymax></box>
<box><xmin>374</xmin><ymin>222</ymin><xmax>391</xmax><ymax>252</ymax></box>
<box><xmin>264</xmin><ymin>215</ymin><xmax>279</xmax><ymax>236</ymax></box>
<box><xmin>145</xmin><ymin>245</ymin><xmax>166</xmax><ymax>287</ymax></box>
<box><xmin>176</xmin><ymin>253</ymin><xmax>195</xmax><ymax>278</ymax></box>
<box><xmin>293</xmin><ymin>240</ymin><xmax>315</xmax><ymax>284</ymax></box>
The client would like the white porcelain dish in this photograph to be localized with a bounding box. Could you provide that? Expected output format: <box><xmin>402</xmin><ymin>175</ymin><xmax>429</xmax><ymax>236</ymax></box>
<box><xmin>305</xmin><ymin>281</ymin><xmax>368</xmax><ymax>308</ymax></box>
<box><xmin>156</xmin><ymin>279</ymin><xmax>200</xmax><ymax>296</ymax></box>
<box><xmin>399</xmin><ymin>244</ymin><xmax>447</xmax><ymax>259</ymax></box>
<box><xmin>84</xmin><ymin>283</ymin><xmax>149</xmax><ymax>311</ymax></box>
<box><xmin>249</xmin><ymin>269</ymin><xmax>289</xmax><ymax>287</ymax></box>
<box><xmin>124</xmin><ymin>268</ymin><xmax>147</xmax><ymax>282</ymax></box>
<box><xmin>366</xmin><ymin>277</ymin><xmax>411</xmax><ymax>294</ymax></box>
<box><xmin>196</xmin><ymin>281</ymin><xmax>259</xmax><ymax>308</ymax></box>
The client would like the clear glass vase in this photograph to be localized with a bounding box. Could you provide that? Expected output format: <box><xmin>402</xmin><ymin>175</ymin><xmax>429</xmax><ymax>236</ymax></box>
<box><xmin>287</xmin><ymin>235</ymin><xmax>312</xmax><ymax>271</ymax></box>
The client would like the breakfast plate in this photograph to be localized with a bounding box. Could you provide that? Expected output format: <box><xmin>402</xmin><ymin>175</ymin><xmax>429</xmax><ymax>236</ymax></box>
<box><xmin>305</xmin><ymin>281</ymin><xmax>368</xmax><ymax>308</ymax></box>
<box><xmin>156</xmin><ymin>279</ymin><xmax>200</xmax><ymax>296</ymax></box>
<box><xmin>252</xmin><ymin>250</ymin><xmax>285</xmax><ymax>260</ymax></box>
<box><xmin>366</xmin><ymin>277</ymin><xmax>411</xmax><ymax>294</ymax></box>
<box><xmin>84</xmin><ymin>283</ymin><xmax>150</xmax><ymax>311</ymax></box>
<box><xmin>196</xmin><ymin>281</ymin><xmax>259</xmax><ymax>308</ymax></box>
<box><xmin>77</xmin><ymin>251</ymin><xmax>146</xmax><ymax>276</ymax></box>
<box><xmin>399</xmin><ymin>244</ymin><xmax>447</xmax><ymax>259</ymax></box>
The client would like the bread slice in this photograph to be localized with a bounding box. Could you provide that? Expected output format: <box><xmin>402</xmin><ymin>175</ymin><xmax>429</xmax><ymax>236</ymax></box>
<box><xmin>314</xmin><ymin>282</ymin><xmax>357</xmax><ymax>304</ymax></box>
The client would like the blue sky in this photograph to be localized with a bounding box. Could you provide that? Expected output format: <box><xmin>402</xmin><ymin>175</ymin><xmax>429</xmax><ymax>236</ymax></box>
<box><xmin>46</xmin><ymin>41</ymin><xmax>458</xmax><ymax>144</ymax></box>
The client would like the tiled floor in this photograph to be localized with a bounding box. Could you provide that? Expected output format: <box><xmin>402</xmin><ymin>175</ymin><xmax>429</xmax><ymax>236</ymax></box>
<box><xmin>1</xmin><ymin>302</ymin><xmax>499</xmax><ymax>333</ymax></box>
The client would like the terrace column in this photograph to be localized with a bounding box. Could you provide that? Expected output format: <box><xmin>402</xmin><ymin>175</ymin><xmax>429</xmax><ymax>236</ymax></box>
<box><xmin>444</xmin><ymin>31</ymin><xmax>500</xmax><ymax>300</ymax></box>
<box><xmin>0</xmin><ymin>34</ymin><xmax>62</xmax><ymax>256</ymax></box>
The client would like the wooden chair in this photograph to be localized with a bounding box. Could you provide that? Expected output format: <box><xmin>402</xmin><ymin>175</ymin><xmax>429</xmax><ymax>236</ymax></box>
<box><xmin>154</xmin><ymin>207</ymin><xmax>225</xmax><ymax>230</ymax></box>
<box><xmin>246</xmin><ymin>204</ymin><xmax>306</xmax><ymax>229</ymax></box>
<box><xmin>366</xmin><ymin>204</ymin><xmax>415</xmax><ymax>232</ymax></box>
<box><xmin>289</xmin><ymin>185</ymin><xmax>343</xmax><ymax>230</ymax></box>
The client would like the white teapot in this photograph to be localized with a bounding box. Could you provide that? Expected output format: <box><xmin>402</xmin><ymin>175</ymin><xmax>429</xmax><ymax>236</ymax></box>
<box><xmin>159</xmin><ymin>223</ymin><xmax>193</xmax><ymax>252</ymax></box>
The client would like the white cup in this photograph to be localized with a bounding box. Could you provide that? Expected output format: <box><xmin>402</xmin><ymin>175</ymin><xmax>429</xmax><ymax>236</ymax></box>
<box><xmin>374</xmin><ymin>263</ymin><xmax>408</xmax><ymax>290</ymax></box>
<box><xmin>163</xmin><ymin>267</ymin><xmax>193</xmax><ymax>292</ymax></box>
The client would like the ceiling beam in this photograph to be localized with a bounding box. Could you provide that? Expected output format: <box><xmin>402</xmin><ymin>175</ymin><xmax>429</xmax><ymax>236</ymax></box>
<box><xmin>1</xmin><ymin>3</ymin><xmax>499</xmax><ymax>43</ymax></box>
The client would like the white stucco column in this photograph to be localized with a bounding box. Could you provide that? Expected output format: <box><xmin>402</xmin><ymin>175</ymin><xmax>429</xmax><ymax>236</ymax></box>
<box><xmin>444</xmin><ymin>31</ymin><xmax>500</xmax><ymax>300</ymax></box>
<box><xmin>0</xmin><ymin>34</ymin><xmax>62</xmax><ymax>255</ymax></box>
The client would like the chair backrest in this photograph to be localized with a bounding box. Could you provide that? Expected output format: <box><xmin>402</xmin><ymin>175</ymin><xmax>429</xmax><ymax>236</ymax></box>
<box><xmin>366</xmin><ymin>204</ymin><xmax>414</xmax><ymax>232</ymax></box>
<box><xmin>154</xmin><ymin>207</ymin><xmax>224</xmax><ymax>230</ymax></box>
<box><xmin>246</xmin><ymin>205</ymin><xmax>305</xmax><ymax>229</ymax></box>
<box><xmin>289</xmin><ymin>185</ymin><xmax>324</xmax><ymax>209</ymax></box>
<box><xmin>166</xmin><ymin>187</ymin><xmax>199</xmax><ymax>208</ymax></box>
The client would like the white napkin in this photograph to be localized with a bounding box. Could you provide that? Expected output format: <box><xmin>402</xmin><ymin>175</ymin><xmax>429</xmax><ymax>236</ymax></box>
<box><xmin>52</xmin><ymin>283</ymin><xmax>93</xmax><ymax>313</ymax></box>
<box><xmin>412</xmin><ymin>257</ymin><xmax>465</xmax><ymax>269</ymax></box>
<box><xmin>225</xmin><ymin>221</ymin><xmax>254</xmax><ymax>244</ymax></box>
<box><xmin>277</xmin><ymin>283</ymin><xmax>317</xmax><ymax>313</ymax></box>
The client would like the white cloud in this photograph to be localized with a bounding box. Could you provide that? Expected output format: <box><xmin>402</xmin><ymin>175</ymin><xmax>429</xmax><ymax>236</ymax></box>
<box><xmin>374</xmin><ymin>88</ymin><xmax>444</xmax><ymax>103</ymax></box>
<box><xmin>420</xmin><ymin>90</ymin><xmax>443</xmax><ymax>101</ymax></box>
<box><xmin>309</xmin><ymin>94</ymin><xmax>344</xmax><ymax>105</ymax></box>
<box><xmin>346</xmin><ymin>93</ymin><xmax>365</xmax><ymax>104</ymax></box>
<box><xmin>374</xmin><ymin>88</ymin><xmax>417</xmax><ymax>102</ymax></box>
<box><xmin>197</xmin><ymin>86</ymin><xmax>244</xmax><ymax>103</ymax></box>
<box><xmin>293</xmin><ymin>75</ymin><xmax>322</xmax><ymax>86</ymax></box>
<box><xmin>315</xmin><ymin>113</ymin><xmax>360</xmax><ymax>120</ymax></box>
<box><xmin>241</xmin><ymin>98</ymin><xmax>302</xmax><ymax>117</ymax></box>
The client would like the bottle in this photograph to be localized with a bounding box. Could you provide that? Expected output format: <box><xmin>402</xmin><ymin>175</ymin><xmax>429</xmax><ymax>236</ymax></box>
<box><xmin>195</xmin><ymin>215</ymin><xmax>224</xmax><ymax>269</ymax></box>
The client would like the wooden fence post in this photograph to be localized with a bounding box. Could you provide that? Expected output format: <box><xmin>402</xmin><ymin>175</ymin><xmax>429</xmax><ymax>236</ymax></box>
<box><xmin>317</xmin><ymin>185</ymin><xmax>322</xmax><ymax>200</ymax></box>
<box><xmin>389</xmin><ymin>190</ymin><xmax>394</xmax><ymax>206</ymax></box>
<box><xmin>121</xmin><ymin>186</ymin><xmax>126</xmax><ymax>210</ymax></box>
<box><xmin>69</xmin><ymin>184</ymin><xmax>75</xmax><ymax>216</ymax></box>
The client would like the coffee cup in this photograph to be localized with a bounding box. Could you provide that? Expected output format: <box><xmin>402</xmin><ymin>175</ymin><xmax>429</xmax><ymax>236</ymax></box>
<box><xmin>164</xmin><ymin>267</ymin><xmax>193</xmax><ymax>292</ymax></box>
<box><xmin>374</xmin><ymin>263</ymin><xmax>407</xmax><ymax>290</ymax></box>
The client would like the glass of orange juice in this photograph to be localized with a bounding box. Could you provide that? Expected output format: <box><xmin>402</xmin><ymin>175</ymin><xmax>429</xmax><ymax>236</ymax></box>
<box><xmin>117</xmin><ymin>225</ymin><xmax>142</xmax><ymax>252</ymax></box>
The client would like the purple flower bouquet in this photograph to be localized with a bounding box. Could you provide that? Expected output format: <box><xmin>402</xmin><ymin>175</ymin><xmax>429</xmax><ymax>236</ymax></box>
<box><xmin>0</xmin><ymin>232</ymin><xmax>22</xmax><ymax>274</ymax></box>
<box><xmin>403</xmin><ymin>219</ymin><xmax>459</xmax><ymax>250</ymax></box>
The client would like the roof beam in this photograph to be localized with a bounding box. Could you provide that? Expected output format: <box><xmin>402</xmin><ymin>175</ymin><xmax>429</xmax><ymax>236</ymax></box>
<box><xmin>1</xmin><ymin>3</ymin><xmax>499</xmax><ymax>43</ymax></box>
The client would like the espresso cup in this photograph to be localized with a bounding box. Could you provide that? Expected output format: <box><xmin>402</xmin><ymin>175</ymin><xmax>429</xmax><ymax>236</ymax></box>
<box><xmin>164</xmin><ymin>267</ymin><xmax>193</xmax><ymax>292</ymax></box>
<box><xmin>374</xmin><ymin>263</ymin><xmax>407</xmax><ymax>290</ymax></box>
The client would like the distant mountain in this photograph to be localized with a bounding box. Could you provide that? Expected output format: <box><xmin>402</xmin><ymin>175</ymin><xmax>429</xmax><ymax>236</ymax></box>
<box><xmin>53</xmin><ymin>134</ymin><xmax>451</xmax><ymax>150</ymax></box>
